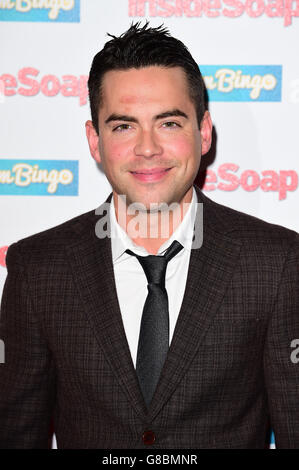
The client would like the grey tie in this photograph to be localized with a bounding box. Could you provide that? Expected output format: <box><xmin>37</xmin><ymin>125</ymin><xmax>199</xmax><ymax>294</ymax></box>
<box><xmin>125</xmin><ymin>240</ymin><xmax>183</xmax><ymax>408</ymax></box>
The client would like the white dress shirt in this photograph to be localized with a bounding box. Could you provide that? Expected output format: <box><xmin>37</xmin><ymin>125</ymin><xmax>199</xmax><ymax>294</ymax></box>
<box><xmin>110</xmin><ymin>186</ymin><xmax>198</xmax><ymax>369</ymax></box>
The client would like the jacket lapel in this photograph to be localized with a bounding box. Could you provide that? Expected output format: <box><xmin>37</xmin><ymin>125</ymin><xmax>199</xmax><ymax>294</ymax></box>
<box><xmin>65</xmin><ymin>194</ymin><xmax>148</xmax><ymax>420</ymax></box>
<box><xmin>147</xmin><ymin>187</ymin><xmax>242</xmax><ymax>420</ymax></box>
<box><xmin>65</xmin><ymin>187</ymin><xmax>242</xmax><ymax>421</ymax></box>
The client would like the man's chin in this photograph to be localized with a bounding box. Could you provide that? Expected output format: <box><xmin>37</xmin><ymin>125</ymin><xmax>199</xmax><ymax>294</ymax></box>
<box><xmin>113</xmin><ymin>188</ymin><xmax>183</xmax><ymax>212</ymax></box>
<box><xmin>127</xmin><ymin>196</ymin><xmax>177</xmax><ymax>213</ymax></box>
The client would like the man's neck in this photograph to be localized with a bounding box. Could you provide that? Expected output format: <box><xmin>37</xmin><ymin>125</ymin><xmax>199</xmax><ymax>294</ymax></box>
<box><xmin>113</xmin><ymin>188</ymin><xmax>193</xmax><ymax>255</ymax></box>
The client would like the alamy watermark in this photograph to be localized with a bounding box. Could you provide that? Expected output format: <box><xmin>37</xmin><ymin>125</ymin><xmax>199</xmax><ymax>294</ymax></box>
<box><xmin>290</xmin><ymin>339</ymin><xmax>299</xmax><ymax>364</ymax></box>
<box><xmin>95</xmin><ymin>195</ymin><xmax>203</xmax><ymax>249</ymax></box>
<box><xmin>0</xmin><ymin>339</ymin><xmax>4</xmax><ymax>364</ymax></box>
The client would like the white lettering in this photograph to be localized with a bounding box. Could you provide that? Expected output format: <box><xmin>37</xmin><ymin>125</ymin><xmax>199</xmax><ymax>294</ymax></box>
<box><xmin>208</xmin><ymin>68</ymin><xmax>277</xmax><ymax>98</ymax></box>
<box><xmin>8</xmin><ymin>163</ymin><xmax>73</xmax><ymax>193</ymax></box>
<box><xmin>0</xmin><ymin>170</ymin><xmax>14</xmax><ymax>183</ymax></box>
<box><xmin>15</xmin><ymin>0</ymin><xmax>31</xmax><ymax>13</ymax></box>
<box><xmin>2</xmin><ymin>0</ymin><xmax>75</xmax><ymax>19</ymax></box>
<box><xmin>215</xmin><ymin>68</ymin><xmax>235</xmax><ymax>92</ymax></box>
<box><xmin>13</xmin><ymin>163</ymin><xmax>32</xmax><ymax>186</ymax></box>
<box><xmin>0</xmin><ymin>0</ymin><xmax>15</xmax><ymax>9</ymax></box>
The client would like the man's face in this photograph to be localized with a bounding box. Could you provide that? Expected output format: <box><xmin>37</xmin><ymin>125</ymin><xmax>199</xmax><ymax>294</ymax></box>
<box><xmin>86</xmin><ymin>66</ymin><xmax>212</xmax><ymax>210</ymax></box>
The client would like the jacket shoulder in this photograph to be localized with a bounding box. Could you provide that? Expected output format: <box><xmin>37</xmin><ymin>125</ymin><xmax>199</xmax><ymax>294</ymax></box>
<box><xmin>199</xmin><ymin>189</ymin><xmax>298</xmax><ymax>250</ymax></box>
<box><xmin>5</xmin><ymin>208</ymin><xmax>99</xmax><ymax>269</ymax></box>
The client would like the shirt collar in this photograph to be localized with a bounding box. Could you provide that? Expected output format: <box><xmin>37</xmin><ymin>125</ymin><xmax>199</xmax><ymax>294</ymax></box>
<box><xmin>110</xmin><ymin>186</ymin><xmax>198</xmax><ymax>263</ymax></box>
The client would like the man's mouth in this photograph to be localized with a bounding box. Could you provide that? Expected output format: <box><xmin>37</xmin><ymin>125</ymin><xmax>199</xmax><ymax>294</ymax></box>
<box><xmin>130</xmin><ymin>167</ymin><xmax>172</xmax><ymax>175</ymax></box>
<box><xmin>129</xmin><ymin>167</ymin><xmax>173</xmax><ymax>182</ymax></box>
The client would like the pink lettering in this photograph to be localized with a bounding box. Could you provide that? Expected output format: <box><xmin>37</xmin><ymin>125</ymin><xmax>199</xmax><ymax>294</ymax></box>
<box><xmin>0</xmin><ymin>74</ymin><xmax>17</xmax><ymax>96</ymax></box>
<box><xmin>260</xmin><ymin>170</ymin><xmax>279</xmax><ymax>191</ymax></box>
<box><xmin>183</xmin><ymin>0</ymin><xmax>202</xmax><ymax>16</ymax></box>
<box><xmin>128</xmin><ymin>0</ymin><xmax>138</xmax><ymax>15</ymax></box>
<box><xmin>0</xmin><ymin>246</ymin><xmax>8</xmax><ymax>268</ymax></box>
<box><xmin>129</xmin><ymin>0</ymin><xmax>157</xmax><ymax>16</ymax></box>
<box><xmin>203</xmin><ymin>0</ymin><xmax>221</xmax><ymax>17</ymax></box>
<box><xmin>18</xmin><ymin>67</ymin><xmax>40</xmax><ymax>96</ymax></box>
<box><xmin>279</xmin><ymin>170</ymin><xmax>298</xmax><ymax>200</ymax></box>
<box><xmin>240</xmin><ymin>169</ymin><xmax>260</xmax><ymax>191</ymax></box>
<box><xmin>201</xmin><ymin>165</ymin><xmax>297</xmax><ymax>199</ymax></box>
<box><xmin>284</xmin><ymin>0</ymin><xmax>299</xmax><ymax>26</ymax></box>
<box><xmin>218</xmin><ymin>163</ymin><xmax>240</xmax><ymax>191</ymax></box>
<box><xmin>40</xmin><ymin>75</ymin><xmax>60</xmax><ymax>97</ymax></box>
<box><xmin>61</xmin><ymin>75</ymin><xmax>78</xmax><ymax>97</ymax></box>
<box><xmin>245</xmin><ymin>0</ymin><xmax>265</xmax><ymax>17</ymax></box>
<box><xmin>202</xmin><ymin>169</ymin><xmax>217</xmax><ymax>190</ymax></box>
<box><xmin>128</xmin><ymin>0</ymin><xmax>299</xmax><ymax>25</ymax></box>
<box><xmin>219</xmin><ymin>0</ymin><xmax>244</xmax><ymax>16</ymax></box>
<box><xmin>265</xmin><ymin>0</ymin><xmax>284</xmax><ymax>17</ymax></box>
<box><xmin>157</xmin><ymin>0</ymin><xmax>175</xmax><ymax>16</ymax></box>
<box><xmin>78</xmin><ymin>75</ymin><xmax>88</xmax><ymax>106</ymax></box>
<box><xmin>174</xmin><ymin>0</ymin><xmax>184</xmax><ymax>16</ymax></box>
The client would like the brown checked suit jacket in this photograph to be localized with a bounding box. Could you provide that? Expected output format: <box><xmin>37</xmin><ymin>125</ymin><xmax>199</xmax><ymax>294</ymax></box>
<box><xmin>0</xmin><ymin>185</ymin><xmax>299</xmax><ymax>449</ymax></box>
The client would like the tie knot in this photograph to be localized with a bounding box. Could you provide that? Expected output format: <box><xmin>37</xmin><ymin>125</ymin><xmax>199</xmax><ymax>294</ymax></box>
<box><xmin>125</xmin><ymin>240</ymin><xmax>183</xmax><ymax>286</ymax></box>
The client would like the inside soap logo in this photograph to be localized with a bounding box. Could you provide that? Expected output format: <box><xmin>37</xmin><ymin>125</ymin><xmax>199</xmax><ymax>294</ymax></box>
<box><xmin>0</xmin><ymin>0</ymin><xmax>80</xmax><ymax>22</ymax></box>
<box><xmin>0</xmin><ymin>160</ymin><xmax>78</xmax><ymax>196</ymax></box>
<box><xmin>0</xmin><ymin>246</ymin><xmax>8</xmax><ymax>268</ymax></box>
<box><xmin>0</xmin><ymin>68</ymin><xmax>88</xmax><ymax>106</ymax></box>
<box><xmin>203</xmin><ymin>163</ymin><xmax>298</xmax><ymax>200</ymax></box>
<box><xmin>128</xmin><ymin>0</ymin><xmax>299</xmax><ymax>27</ymax></box>
<box><xmin>200</xmin><ymin>65</ymin><xmax>282</xmax><ymax>101</ymax></box>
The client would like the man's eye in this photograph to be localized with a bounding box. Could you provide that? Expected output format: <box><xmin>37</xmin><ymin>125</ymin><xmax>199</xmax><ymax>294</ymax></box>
<box><xmin>162</xmin><ymin>121</ymin><xmax>181</xmax><ymax>128</ymax></box>
<box><xmin>113</xmin><ymin>124</ymin><xmax>132</xmax><ymax>132</ymax></box>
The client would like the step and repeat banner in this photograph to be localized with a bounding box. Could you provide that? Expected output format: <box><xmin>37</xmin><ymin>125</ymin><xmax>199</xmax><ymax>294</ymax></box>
<box><xmin>1</xmin><ymin>0</ymin><xmax>298</xmax><ymax>449</ymax></box>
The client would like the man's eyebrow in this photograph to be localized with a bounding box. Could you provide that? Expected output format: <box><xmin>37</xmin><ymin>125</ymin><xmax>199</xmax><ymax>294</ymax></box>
<box><xmin>105</xmin><ymin>114</ymin><xmax>138</xmax><ymax>125</ymax></box>
<box><xmin>104</xmin><ymin>109</ymin><xmax>188</xmax><ymax>125</ymax></box>
<box><xmin>155</xmin><ymin>109</ymin><xmax>188</xmax><ymax>120</ymax></box>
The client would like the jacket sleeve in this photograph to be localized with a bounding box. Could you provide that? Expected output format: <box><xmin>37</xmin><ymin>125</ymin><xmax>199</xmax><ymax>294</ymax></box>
<box><xmin>263</xmin><ymin>232</ymin><xmax>299</xmax><ymax>448</ymax></box>
<box><xmin>0</xmin><ymin>242</ymin><xmax>56</xmax><ymax>449</ymax></box>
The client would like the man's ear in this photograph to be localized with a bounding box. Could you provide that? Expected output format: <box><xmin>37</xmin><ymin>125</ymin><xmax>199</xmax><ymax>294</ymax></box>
<box><xmin>200</xmin><ymin>111</ymin><xmax>213</xmax><ymax>156</ymax></box>
<box><xmin>85</xmin><ymin>120</ymin><xmax>101</xmax><ymax>163</ymax></box>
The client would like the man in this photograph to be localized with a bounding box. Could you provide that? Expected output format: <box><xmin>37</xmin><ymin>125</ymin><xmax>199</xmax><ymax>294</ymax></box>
<box><xmin>0</xmin><ymin>22</ymin><xmax>298</xmax><ymax>449</ymax></box>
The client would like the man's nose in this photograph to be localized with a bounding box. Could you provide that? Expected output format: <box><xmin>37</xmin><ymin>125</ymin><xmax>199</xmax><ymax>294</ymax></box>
<box><xmin>134</xmin><ymin>129</ymin><xmax>163</xmax><ymax>158</ymax></box>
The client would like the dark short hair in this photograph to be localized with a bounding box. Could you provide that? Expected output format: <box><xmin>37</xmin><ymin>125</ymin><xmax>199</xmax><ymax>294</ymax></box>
<box><xmin>88</xmin><ymin>21</ymin><xmax>207</xmax><ymax>134</ymax></box>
